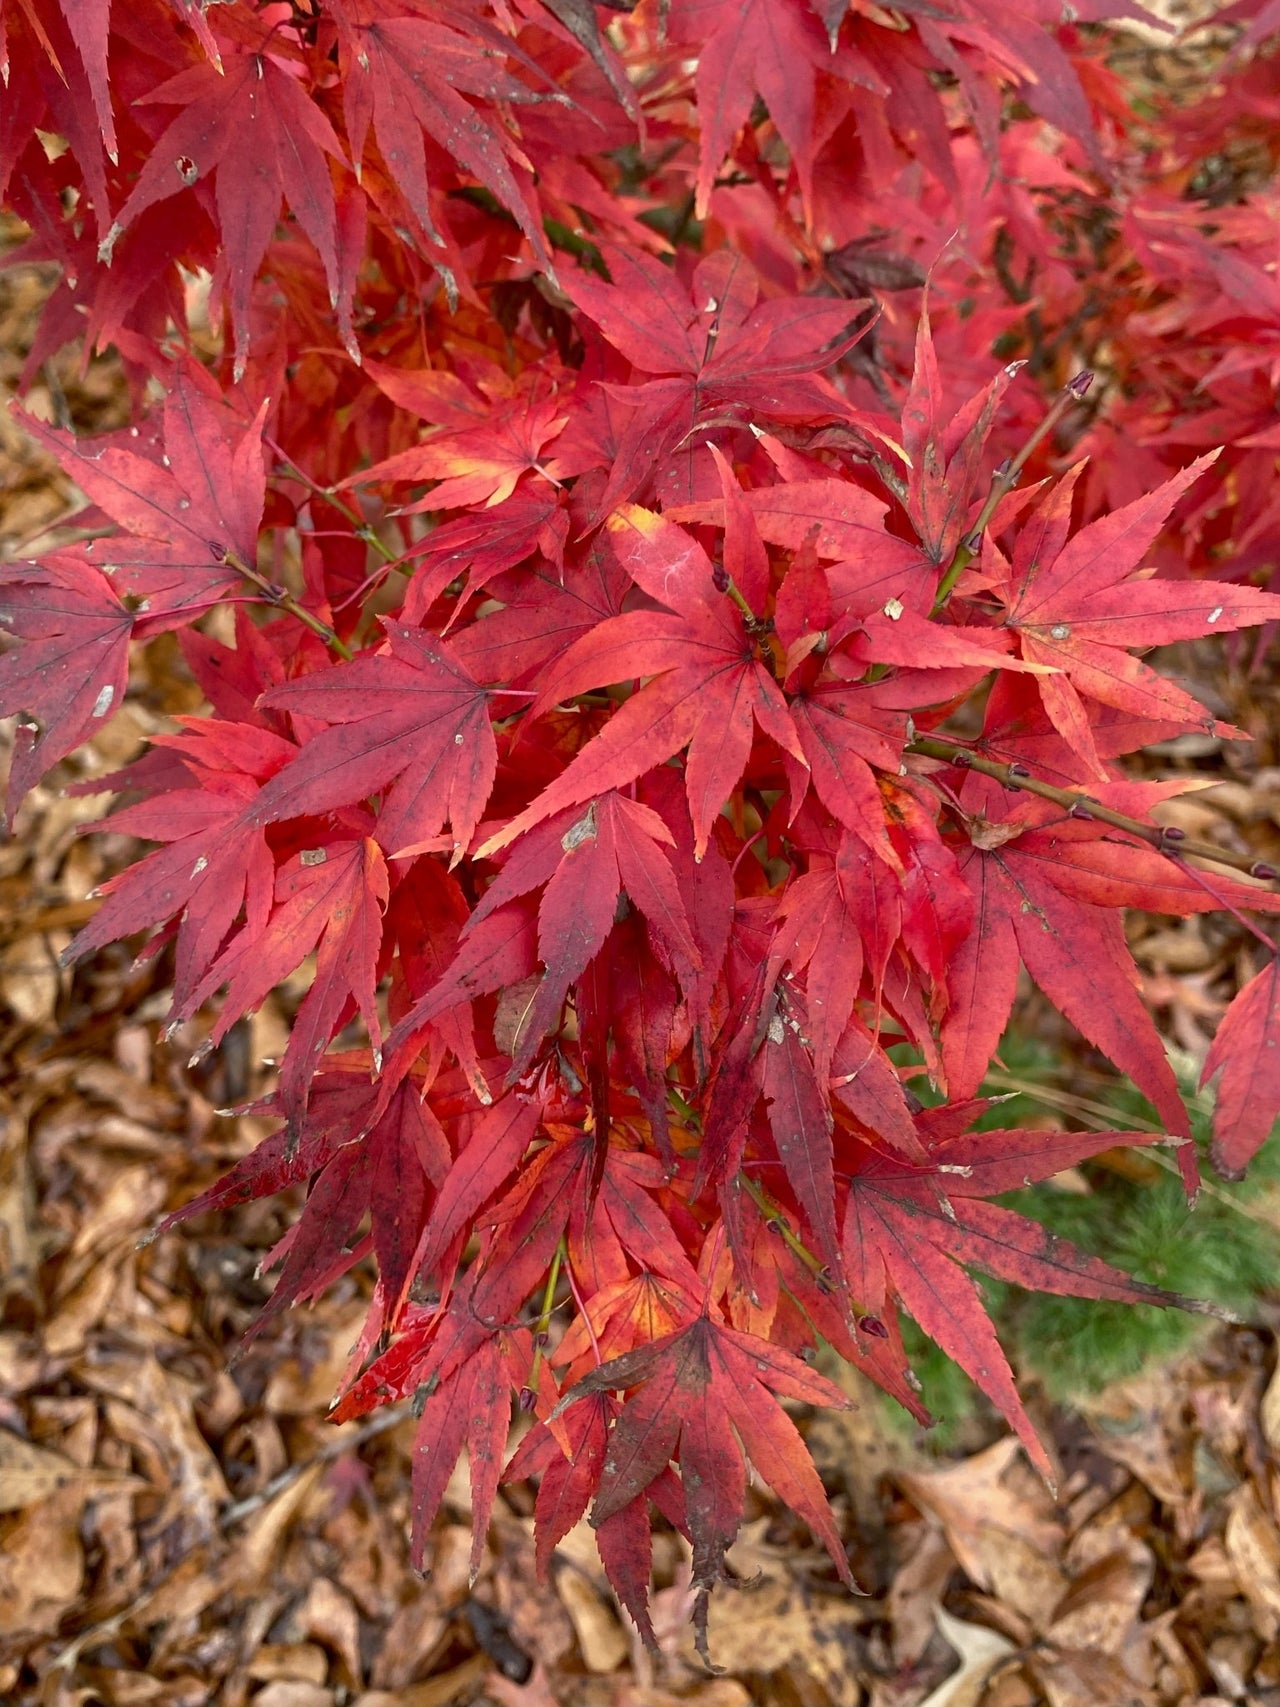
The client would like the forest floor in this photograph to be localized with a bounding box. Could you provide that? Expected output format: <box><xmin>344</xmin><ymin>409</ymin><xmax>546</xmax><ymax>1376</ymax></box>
<box><xmin>5</xmin><ymin>172</ymin><xmax>1280</xmax><ymax>1707</ymax></box>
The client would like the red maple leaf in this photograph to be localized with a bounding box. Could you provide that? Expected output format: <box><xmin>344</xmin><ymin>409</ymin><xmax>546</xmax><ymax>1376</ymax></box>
<box><xmin>397</xmin><ymin>488</ymin><xmax>570</xmax><ymax>630</ymax></box>
<box><xmin>555</xmin><ymin>1309</ymin><xmax>859</xmax><ymax>1658</ymax></box>
<box><xmin>12</xmin><ymin>0</ymin><xmax>1280</xmax><ymax>1655</ymax></box>
<box><xmin>151</xmin><ymin>1070</ymin><xmax>386</xmax><ymax>1240</ymax></box>
<box><xmin>329</xmin><ymin>1</ymin><xmax>552</xmax><ymax>278</ymax></box>
<box><xmin>663</xmin><ymin>0</ymin><xmax>839</xmax><ymax>218</ymax></box>
<box><xmin>378</xmin><ymin>895</ymin><xmax>542</xmax><ymax>1098</ymax></box>
<box><xmin>445</xmin><ymin>539</ymin><xmax>627</xmax><ymax>688</ymax></box>
<box><xmin>0</xmin><ymin>554</ymin><xmax>132</xmax><ymax>823</ymax></box>
<box><xmin>939</xmin><ymin>797</ymin><xmax>1189</xmax><ymax>1133</ymax></box>
<box><xmin>1201</xmin><ymin>952</ymin><xmax>1280</xmax><ymax>1178</ymax></box>
<box><xmin>98</xmin><ymin>29</ymin><xmax>347</xmax><ymax>377</ymax></box>
<box><xmin>563</xmin><ymin>247</ymin><xmax>873</xmax><ymax>514</ymax></box>
<box><xmin>766</xmin><ymin>857</ymin><xmax>866</xmax><ymax>1084</ymax></box>
<box><xmin>504</xmin><ymin>1391</ymin><xmax>617</xmax><ymax>1575</ymax></box>
<box><xmin>842</xmin><ymin>1120</ymin><xmax>1223</xmax><ymax>1476</ymax></box>
<box><xmin>463</xmin><ymin>789</ymin><xmax>700</xmax><ymax>1077</ymax></box>
<box><xmin>347</xmin><ymin>359</ymin><xmax>570</xmax><ymax>511</ymax></box>
<box><xmin>334</xmin><ymin>1119</ymin><xmax>614</xmax><ymax>1417</ymax></box>
<box><xmin>898</xmin><ymin>308</ymin><xmax>1025</xmax><ymax>566</ymax></box>
<box><xmin>22</xmin><ymin>369</ymin><xmax>267</xmax><ymax>618</ymax></box>
<box><xmin>63</xmin><ymin>719</ymin><xmax>291</xmax><ymax>1021</ymax></box>
<box><xmin>186</xmin><ymin>835</ymin><xmax>390</xmax><ymax>1125</ymax></box>
<box><xmin>477</xmin><ymin>506</ymin><xmax>807</xmax><ymax>860</ymax></box>
<box><xmin>150</xmin><ymin>1064</ymin><xmax>451</xmax><ymax>1344</ymax></box>
<box><xmin>505</xmin><ymin>1390</ymin><xmax>694</xmax><ymax>1650</ymax></box>
<box><xmin>405</xmin><ymin>1093</ymin><xmax>545</xmax><ymax>1291</ymax></box>
<box><xmin>667</xmin><ymin>470</ymin><xmax>896</xmax><ymax>570</ymax></box>
<box><xmin>984</xmin><ymin>454</ymin><xmax>1280</xmax><ymax>776</ymax></box>
<box><xmin>407</xmin><ymin>1329</ymin><xmax>533</xmax><ymax>1577</ymax></box>
<box><xmin>248</xmin><ymin>620</ymin><xmax>498</xmax><ymax>860</ymax></box>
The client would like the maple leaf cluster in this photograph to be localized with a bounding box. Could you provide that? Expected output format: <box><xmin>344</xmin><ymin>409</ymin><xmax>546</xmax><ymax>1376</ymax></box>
<box><xmin>4</xmin><ymin>0</ymin><xmax>1280</xmax><ymax>1651</ymax></box>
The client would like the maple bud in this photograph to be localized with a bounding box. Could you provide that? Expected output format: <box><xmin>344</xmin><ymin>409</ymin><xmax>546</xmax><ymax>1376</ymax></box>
<box><xmin>712</xmin><ymin>561</ymin><xmax>731</xmax><ymax>594</ymax></box>
<box><xmin>951</xmin><ymin>750</ymin><xmax>974</xmax><ymax>769</ymax></box>
<box><xmin>1068</xmin><ymin>800</ymin><xmax>1094</xmax><ymax>820</ymax></box>
<box><xmin>518</xmin><ymin>1385</ymin><xmax>537</xmax><ymax>1413</ymax></box>
<box><xmin>858</xmin><ymin>1315</ymin><xmax>889</xmax><ymax>1339</ymax></box>
<box><xmin>1065</xmin><ymin>370</ymin><xmax>1094</xmax><ymax>398</ymax></box>
<box><xmin>1252</xmin><ymin>861</ymin><xmax>1279</xmax><ymax>882</ymax></box>
<box><xmin>1006</xmin><ymin>762</ymin><xmax>1031</xmax><ymax>789</ymax></box>
<box><xmin>1159</xmin><ymin>825</ymin><xmax>1186</xmax><ymax>844</ymax></box>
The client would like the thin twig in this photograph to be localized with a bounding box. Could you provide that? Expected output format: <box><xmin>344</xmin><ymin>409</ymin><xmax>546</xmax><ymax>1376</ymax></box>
<box><xmin>737</xmin><ymin>1173</ymin><xmax>830</xmax><ymax>1280</ymax></box>
<box><xmin>907</xmin><ymin>731</ymin><xmax>1280</xmax><ymax>891</ymax></box>
<box><xmin>220</xmin><ymin>547</ymin><xmax>353</xmax><ymax>660</ymax></box>
<box><xmin>219</xmin><ymin>1402</ymin><xmax>411</xmax><ymax>1524</ymax></box>
<box><xmin>266</xmin><ymin>435</ymin><xmax>399</xmax><ymax>563</ymax></box>
<box><xmin>932</xmin><ymin>372</ymin><xmax>1093</xmax><ymax>612</ymax></box>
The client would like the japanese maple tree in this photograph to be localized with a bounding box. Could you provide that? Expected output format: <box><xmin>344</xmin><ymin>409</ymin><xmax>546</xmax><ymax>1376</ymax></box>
<box><xmin>4</xmin><ymin>0</ymin><xmax>1280</xmax><ymax>1656</ymax></box>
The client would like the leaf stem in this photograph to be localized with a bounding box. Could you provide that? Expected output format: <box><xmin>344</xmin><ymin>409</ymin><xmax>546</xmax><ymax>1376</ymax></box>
<box><xmin>264</xmin><ymin>436</ymin><xmax>390</xmax><ymax>542</ymax></box>
<box><xmin>527</xmin><ymin>1236</ymin><xmax>567</xmax><ymax>1395</ymax></box>
<box><xmin>562</xmin><ymin>1243</ymin><xmax>604</xmax><ymax>1367</ymax></box>
<box><xmin>907</xmin><ymin>731</ymin><xmax>1280</xmax><ymax>890</ymax></box>
<box><xmin>220</xmin><ymin>548</ymin><xmax>354</xmax><ymax>660</ymax></box>
<box><xmin>932</xmin><ymin>373</ymin><xmax>1091</xmax><ymax>613</ymax></box>
<box><xmin>723</xmin><ymin>576</ymin><xmax>756</xmax><ymax>622</ymax></box>
<box><xmin>666</xmin><ymin>1093</ymin><xmax>835</xmax><ymax>1282</ymax></box>
<box><xmin>737</xmin><ymin>1173</ymin><xmax>828</xmax><ymax>1278</ymax></box>
<box><xmin>667</xmin><ymin>1083</ymin><xmax>701</xmax><ymax>1131</ymax></box>
<box><xmin>266</xmin><ymin>435</ymin><xmax>399</xmax><ymax>563</ymax></box>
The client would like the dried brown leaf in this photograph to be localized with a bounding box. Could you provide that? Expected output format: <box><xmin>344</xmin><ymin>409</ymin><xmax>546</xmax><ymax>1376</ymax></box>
<box><xmin>1224</xmin><ymin>1484</ymin><xmax>1280</xmax><ymax>1641</ymax></box>
<box><xmin>0</xmin><ymin>1426</ymin><xmax>140</xmax><ymax>1512</ymax></box>
<box><xmin>556</xmin><ymin>1567</ymin><xmax>630</xmax><ymax>1673</ymax></box>
<box><xmin>1048</xmin><ymin>1544</ymin><xmax>1154</xmax><ymax>1654</ymax></box>
<box><xmin>0</xmin><ymin>1483</ymin><xmax>87</xmax><ymax>1641</ymax></box>
<box><xmin>248</xmin><ymin>1645</ymin><xmax>331</xmax><ymax>1685</ymax></box>
<box><xmin>689</xmin><ymin>1577</ymin><xmax>866</xmax><ymax>1706</ymax></box>
<box><xmin>249</xmin><ymin>1684</ymin><xmax>333</xmax><ymax>1707</ymax></box>
<box><xmin>915</xmin><ymin>1609</ymin><xmax>1017</xmax><ymax>1707</ymax></box>
<box><xmin>899</xmin><ymin>1439</ymin><xmax>1063</xmax><ymax>1590</ymax></box>
<box><xmin>888</xmin><ymin>1525</ymin><xmax>955</xmax><ymax>1667</ymax></box>
<box><xmin>286</xmin><ymin>1578</ymin><xmax>363</xmax><ymax>1688</ymax></box>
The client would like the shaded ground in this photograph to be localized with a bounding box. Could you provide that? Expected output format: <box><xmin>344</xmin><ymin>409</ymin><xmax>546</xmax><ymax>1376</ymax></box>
<box><xmin>5</xmin><ymin>206</ymin><xmax>1280</xmax><ymax>1707</ymax></box>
